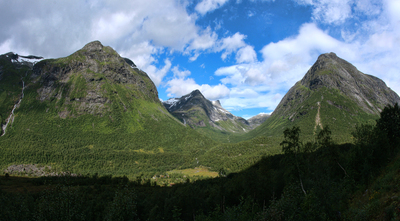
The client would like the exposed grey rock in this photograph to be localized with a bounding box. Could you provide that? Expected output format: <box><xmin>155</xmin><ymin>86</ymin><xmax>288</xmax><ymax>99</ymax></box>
<box><xmin>271</xmin><ymin>52</ymin><xmax>400</xmax><ymax>122</ymax></box>
<box><xmin>299</xmin><ymin>52</ymin><xmax>399</xmax><ymax>114</ymax></box>
<box><xmin>248</xmin><ymin>113</ymin><xmax>270</xmax><ymax>128</ymax></box>
<box><xmin>163</xmin><ymin>90</ymin><xmax>251</xmax><ymax>132</ymax></box>
<box><xmin>31</xmin><ymin>40</ymin><xmax>159</xmax><ymax>118</ymax></box>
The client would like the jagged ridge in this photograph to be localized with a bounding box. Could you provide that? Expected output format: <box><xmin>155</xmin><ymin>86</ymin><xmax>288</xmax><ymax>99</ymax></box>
<box><xmin>163</xmin><ymin>89</ymin><xmax>252</xmax><ymax>133</ymax></box>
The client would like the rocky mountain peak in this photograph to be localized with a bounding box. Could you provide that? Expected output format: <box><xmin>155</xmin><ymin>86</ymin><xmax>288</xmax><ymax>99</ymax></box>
<box><xmin>263</xmin><ymin>52</ymin><xmax>400</xmax><ymax>137</ymax></box>
<box><xmin>82</xmin><ymin>40</ymin><xmax>104</xmax><ymax>52</ymax></box>
<box><xmin>248</xmin><ymin>113</ymin><xmax>270</xmax><ymax>128</ymax></box>
<box><xmin>163</xmin><ymin>90</ymin><xmax>252</xmax><ymax>132</ymax></box>
<box><xmin>212</xmin><ymin>100</ymin><xmax>222</xmax><ymax>108</ymax></box>
<box><xmin>31</xmin><ymin>41</ymin><xmax>160</xmax><ymax>117</ymax></box>
<box><xmin>297</xmin><ymin>52</ymin><xmax>400</xmax><ymax>114</ymax></box>
<box><xmin>189</xmin><ymin>89</ymin><xmax>204</xmax><ymax>98</ymax></box>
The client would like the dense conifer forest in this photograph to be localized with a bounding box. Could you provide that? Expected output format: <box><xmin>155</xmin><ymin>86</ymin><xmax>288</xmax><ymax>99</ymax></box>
<box><xmin>1</xmin><ymin>103</ymin><xmax>399</xmax><ymax>220</ymax></box>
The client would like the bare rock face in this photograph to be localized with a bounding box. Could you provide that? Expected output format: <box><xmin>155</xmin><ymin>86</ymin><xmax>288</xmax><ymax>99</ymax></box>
<box><xmin>32</xmin><ymin>41</ymin><xmax>159</xmax><ymax>117</ymax></box>
<box><xmin>274</xmin><ymin>53</ymin><xmax>400</xmax><ymax>119</ymax></box>
<box><xmin>248</xmin><ymin>113</ymin><xmax>270</xmax><ymax>128</ymax></box>
<box><xmin>163</xmin><ymin>90</ymin><xmax>251</xmax><ymax>132</ymax></box>
<box><xmin>263</xmin><ymin>52</ymin><xmax>400</xmax><ymax>136</ymax></box>
<box><xmin>299</xmin><ymin>53</ymin><xmax>399</xmax><ymax>114</ymax></box>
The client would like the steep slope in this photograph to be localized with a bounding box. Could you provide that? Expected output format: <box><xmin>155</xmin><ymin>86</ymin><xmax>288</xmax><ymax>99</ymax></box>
<box><xmin>249</xmin><ymin>52</ymin><xmax>400</xmax><ymax>141</ymax></box>
<box><xmin>163</xmin><ymin>90</ymin><xmax>251</xmax><ymax>140</ymax></box>
<box><xmin>248</xmin><ymin>113</ymin><xmax>270</xmax><ymax>128</ymax></box>
<box><xmin>0</xmin><ymin>41</ymin><xmax>215</xmax><ymax>176</ymax></box>
<box><xmin>0</xmin><ymin>53</ymin><xmax>43</xmax><ymax>136</ymax></box>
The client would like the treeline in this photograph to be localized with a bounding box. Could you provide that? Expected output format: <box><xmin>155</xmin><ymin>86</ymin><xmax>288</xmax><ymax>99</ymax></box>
<box><xmin>1</xmin><ymin>103</ymin><xmax>399</xmax><ymax>220</ymax></box>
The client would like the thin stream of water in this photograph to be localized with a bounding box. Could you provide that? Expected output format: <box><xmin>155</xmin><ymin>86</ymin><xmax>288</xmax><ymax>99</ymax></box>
<box><xmin>1</xmin><ymin>79</ymin><xmax>25</xmax><ymax>136</ymax></box>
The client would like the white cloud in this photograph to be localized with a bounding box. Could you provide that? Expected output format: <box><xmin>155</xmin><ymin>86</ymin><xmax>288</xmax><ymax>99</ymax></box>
<box><xmin>185</xmin><ymin>27</ymin><xmax>218</xmax><ymax>61</ymax></box>
<box><xmin>91</xmin><ymin>12</ymin><xmax>136</xmax><ymax>43</ymax></box>
<box><xmin>195</xmin><ymin>0</ymin><xmax>230</xmax><ymax>15</ymax></box>
<box><xmin>218</xmin><ymin>32</ymin><xmax>247</xmax><ymax>60</ymax></box>
<box><xmin>119</xmin><ymin>41</ymin><xmax>172</xmax><ymax>86</ymax></box>
<box><xmin>171</xmin><ymin>65</ymin><xmax>191</xmax><ymax>78</ymax></box>
<box><xmin>385</xmin><ymin>0</ymin><xmax>400</xmax><ymax>25</ymax></box>
<box><xmin>143</xmin><ymin>59</ymin><xmax>172</xmax><ymax>87</ymax></box>
<box><xmin>166</xmin><ymin>78</ymin><xmax>230</xmax><ymax>100</ymax></box>
<box><xmin>236</xmin><ymin>45</ymin><xmax>257</xmax><ymax>63</ymax></box>
<box><xmin>0</xmin><ymin>0</ymin><xmax>223</xmax><ymax>89</ymax></box>
<box><xmin>188</xmin><ymin>27</ymin><xmax>218</xmax><ymax>51</ymax></box>
<box><xmin>295</xmin><ymin>0</ymin><xmax>353</xmax><ymax>24</ymax></box>
<box><xmin>221</xmin><ymin>89</ymin><xmax>283</xmax><ymax>111</ymax></box>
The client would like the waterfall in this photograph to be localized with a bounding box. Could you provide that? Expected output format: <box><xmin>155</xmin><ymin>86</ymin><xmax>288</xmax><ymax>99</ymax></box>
<box><xmin>1</xmin><ymin>79</ymin><xmax>25</xmax><ymax>136</ymax></box>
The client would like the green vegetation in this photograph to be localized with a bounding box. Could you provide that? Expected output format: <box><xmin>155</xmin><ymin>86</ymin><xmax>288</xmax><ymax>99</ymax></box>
<box><xmin>246</xmin><ymin>86</ymin><xmax>379</xmax><ymax>143</ymax></box>
<box><xmin>0</xmin><ymin>53</ymin><xmax>217</xmax><ymax>178</ymax></box>
<box><xmin>1</xmin><ymin>103</ymin><xmax>399</xmax><ymax>220</ymax></box>
<box><xmin>2</xmin><ymin>47</ymin><xmax>399</xmax><ymax>220</ymax></box>
<box><xmin>0</xmin><ymin>57</ymin><xmax>29</xmax><ymax>128</ymax></box>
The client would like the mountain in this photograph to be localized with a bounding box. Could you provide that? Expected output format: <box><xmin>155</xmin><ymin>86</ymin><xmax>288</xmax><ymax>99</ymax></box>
<box><xmin>0</xmin><ymin>52</ymin><xmax>44</xmax><ymax>135</ymax></box>
<box><xmin>163</xmin><ymin>90</ymin><xmax>252</xmax><ymax>136</ymax></box>
<box><xmin>249</xmin><ymin>52</ymin><xmax>400</xmax><ymax>140</ymax></box>
<box><xmin>247</xmin><ymin>113</ymin><xmax>270</xmax><ymax>128</ymax></box>
<box><xmin>0</xmin><ymin>41</ymin><xmax>215</xmax><ymax>176</ymax></box>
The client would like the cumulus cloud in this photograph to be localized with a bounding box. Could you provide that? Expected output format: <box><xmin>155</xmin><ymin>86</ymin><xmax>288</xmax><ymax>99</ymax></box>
<box><xmin>166</xmin><ymin>65</ymin><xmax>230</xmax><ymax>100</ymax></box>
<box><xmin>221</xmin><ymin>87</ymin><xmax>283</xmax><ymax>111</ymax></box>
<box><xmin>215</xmin><ymin>12</ymin><xmax>400</xmax><ymax>112</ymax></box>
<box><xmin>217</xmin><ymin>32</ymin><xmax>247</xmax><ymax>60</ymax></box>
<box><xmin>195</xmin><ymin>0</ymin><xmax>230</xmax><ymax>15</ymax></box>
<box><xmin>0</xmin><ymin>1</ymin><xmax>93</xmax><ymax>57</ymax></box>
<box><xmin>171</xmin><ymin>65</ymin><xmax>191</xmax><ymax>78</ymax></box>
<box><xmin>216</xmin><ymin>23</ymin><xmax>354</xmax><ymax>89</ymax></box>
<box><xmin>144</xmin><ymin>59</ymin><xmax>172</xmax><ymax>87</ymax></box>
<box><xmin>236</xmin><ymin>45</ymin><xmax>257</xmax><ymax>63</ymax></box>
<box><xmin>188</xmin><ymin>27</ymin><xmax>218</xmax><ymax>51</ymax></box>
<box><xmin>166</xmin><ymin>77</ymin><xmax>230</xmax><ymax>100</ymax></box>
<box><xmin>0</xmin><ymin>0</ymin><xmax>223</xmax><ymax>88</ymax></box>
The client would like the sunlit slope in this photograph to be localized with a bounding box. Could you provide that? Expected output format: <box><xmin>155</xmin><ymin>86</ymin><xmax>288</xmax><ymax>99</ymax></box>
<box><xmin>247</xmin><ymin>52</ymin><xmax>400</xmax><ymax>142</ymax></box>
<box><xmin>0</xmin><ymin>41</ymin><xmax>215</xmax><ymax>176</ymax></box>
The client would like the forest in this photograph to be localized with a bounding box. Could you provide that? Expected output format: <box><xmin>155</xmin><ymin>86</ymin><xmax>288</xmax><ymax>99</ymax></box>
<box><xmin>1</xmin><ymin>103</ymin><xmax>399</xmax><ymax>220</ymax></box>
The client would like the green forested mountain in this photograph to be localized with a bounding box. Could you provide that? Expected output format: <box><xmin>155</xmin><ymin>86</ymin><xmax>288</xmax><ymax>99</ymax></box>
<box><xmin>247</xmin><ymin>52</ymin><xmax>400</xmax><ymax>142</ymax></box>
<box><xmin>0</xmin><ymin>41</ymin><xmax>215</xmax><ymax>177</ymax></box>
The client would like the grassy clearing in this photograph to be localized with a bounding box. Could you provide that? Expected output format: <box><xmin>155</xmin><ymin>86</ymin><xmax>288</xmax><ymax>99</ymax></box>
<box><xmin>168</xmin><ymin>166</ymin><xmax>218</xmax><ymax>178</ymax></box>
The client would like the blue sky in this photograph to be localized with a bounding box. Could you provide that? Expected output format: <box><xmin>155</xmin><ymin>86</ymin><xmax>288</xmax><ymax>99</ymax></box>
<box><xmin>1</xmin><ymin>0</ymin><xmax>399</xmax><ymax>119</ymax></box>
